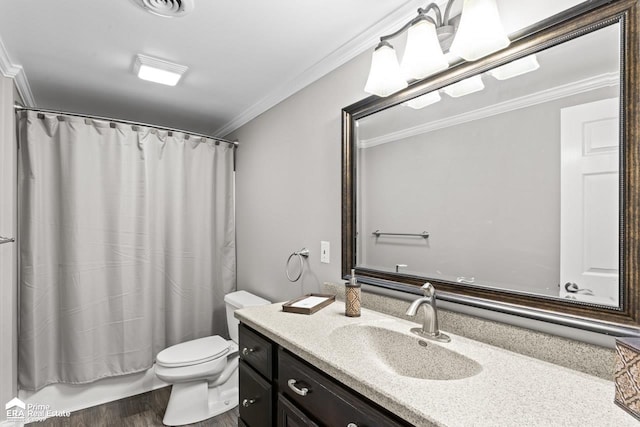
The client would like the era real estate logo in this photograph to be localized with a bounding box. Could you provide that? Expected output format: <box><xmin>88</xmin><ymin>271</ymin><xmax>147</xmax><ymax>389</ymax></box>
<box><xmin>5</xmin><ymin>397</ymin><xmax>25</xmax><ymax>422</ymax></box>
<box><xmin>5</xmin><ymin>397</ymin><xmax>70</xmax><ymax>423</ymax></box>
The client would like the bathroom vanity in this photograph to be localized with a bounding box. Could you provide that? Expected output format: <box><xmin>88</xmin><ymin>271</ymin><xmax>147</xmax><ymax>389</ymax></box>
<box><xmin>236</xmin><ymin>301</ymin><xmax>636</xmax><ymax>427</ymax></box>
<box><xmin>238</xmin><ymin>321</ymin><xmax>408</xmax><ymax>426</ymax></box>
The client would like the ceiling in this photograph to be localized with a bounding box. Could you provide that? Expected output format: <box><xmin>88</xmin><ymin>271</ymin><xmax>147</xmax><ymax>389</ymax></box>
<box><xmin>0</xmin><ymin>0</ymin><xmax>422</xmax><ymax>137</ymax></box>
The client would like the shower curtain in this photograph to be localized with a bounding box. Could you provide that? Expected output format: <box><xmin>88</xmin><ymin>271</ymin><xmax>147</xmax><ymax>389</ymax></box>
<box><xmin>17</xmin><ymin>110</ymin><xmax>236</xmax><ymax>391</ymax></box>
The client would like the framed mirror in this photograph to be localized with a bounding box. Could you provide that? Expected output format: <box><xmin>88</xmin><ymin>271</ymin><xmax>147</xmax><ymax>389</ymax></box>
<box><xmin>342</xmin><ymin>0</ymin><xmax>640</xmax><ymax>334</ymax></box>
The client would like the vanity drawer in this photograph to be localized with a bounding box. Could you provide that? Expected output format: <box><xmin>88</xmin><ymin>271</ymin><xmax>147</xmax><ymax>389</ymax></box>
<box><xmin>278</xmin><ymin>348</ymin><xmax>408</xmax><ymax>427</ymax></box>
<box><xmin>277</xmin><ymin>394</ymin><xmax>320</xmax><ymax>427</ymax></box>
<box><xmin>239</xmin><ymin>360</ymin><xmax>272</xmax><ymax>427</ymax></box>
<box><xmin>239</xmin><ymin>324</ymin><xmax>274</xmax><ymax>380</ymax></box>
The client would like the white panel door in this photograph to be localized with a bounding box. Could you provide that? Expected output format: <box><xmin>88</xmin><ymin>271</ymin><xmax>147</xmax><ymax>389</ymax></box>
<box><xmin>560</xmin><ymin>97</ymin><xmax>619</xmax><ymax>305</ymax></box>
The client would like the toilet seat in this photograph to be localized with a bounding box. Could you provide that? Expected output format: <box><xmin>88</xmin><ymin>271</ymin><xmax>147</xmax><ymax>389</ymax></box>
<box><xmin>157</xmin><ymin>336</ymin><xmax>230</xmax><ymax>368</ymax></box>
<box><xmin>155</xmin><ymin>340</ymin><xmax>239</xmax><ymax>384</ymax></box>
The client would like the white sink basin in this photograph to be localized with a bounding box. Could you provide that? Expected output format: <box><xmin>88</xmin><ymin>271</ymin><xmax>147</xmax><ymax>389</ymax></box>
<box><xmin>330</xmin><ymin>321</ymin><xmax>482</xmax><ymax>381</ymax></box>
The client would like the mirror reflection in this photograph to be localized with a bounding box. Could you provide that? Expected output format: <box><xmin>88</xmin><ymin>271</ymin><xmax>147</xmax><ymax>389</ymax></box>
<box><xmin>355</xmin><ymin>23</ymin><xmax>620</xmax><ymax>307</ymax></box>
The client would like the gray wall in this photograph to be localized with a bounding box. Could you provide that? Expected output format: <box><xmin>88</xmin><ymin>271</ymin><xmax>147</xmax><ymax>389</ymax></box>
<box><xmin>229</xmin><ymin>51</ymin><xmax>372</xmax><ymax>302</ymax></box>
<box><xmin>13</xmin><ymin>82</ymin><xmax>20</xmax><ymax>104</ymax></box>
<box><xmin>359</xmin><ymin>87</ymin><xmax>617</xmax><ymax>296</ymax></box>
<box><xmin>0</xmin><ymin>76</ymin><xmax>18</xmax><ymax>421</ymax></box>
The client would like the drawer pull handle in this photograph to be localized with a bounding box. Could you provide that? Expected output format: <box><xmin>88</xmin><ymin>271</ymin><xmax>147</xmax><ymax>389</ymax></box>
<box><xmin>241</xmin><ymin>347</ymin><xmax>254</xmax><ymax>357</ymax></box>
<box><xmin>287</xmin><ymin>379</ymin><xmax>309</xmax><ymax>396</ymax></box>
<box><xmin>242</xmin><ymin>398</ymin><xmax>255</xmax><ymax>407</ymax></box>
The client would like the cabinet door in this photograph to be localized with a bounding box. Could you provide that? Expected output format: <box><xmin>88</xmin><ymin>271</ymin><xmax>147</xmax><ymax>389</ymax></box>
<box><xmin>277</xmin><ymin>394</ymin><xmax>319</xmax><ymax>427</ymax></box>
<box><xmin>240</xmin><ymin>324</ymin><xmax>274</xmax><ymax>380</ymax></box>
<box><xmin>239</xmin><ymin>360</ymin><xmax>272</xmax><ymax>427</ymax></box>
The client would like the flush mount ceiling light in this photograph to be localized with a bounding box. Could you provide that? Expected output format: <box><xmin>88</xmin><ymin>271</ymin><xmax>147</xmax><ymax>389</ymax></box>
<box><xmin>364</xmin><ymin>0</ymin><xmax>510</xmax><ymax>97</ymax></box>
<box><xmin>487</xmin><ymin>54</ymin><xmax>540</xmax><ymax>80</ymax></box>
<box><xmin>133</xmin><ymin>54</ymin><xmax>188</xmax><ymax>86</ymax></box>
<box><xmin>130</xmin><ymin>0</ymin><xmax>194</xmax><ymax>18</ymax></box>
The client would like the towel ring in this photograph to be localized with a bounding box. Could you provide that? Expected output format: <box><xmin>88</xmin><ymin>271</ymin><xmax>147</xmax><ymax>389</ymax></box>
<box><xmin>286</xmin><ymin>248</ymin><xmax>309</xmax><ymax>282</ymax></box>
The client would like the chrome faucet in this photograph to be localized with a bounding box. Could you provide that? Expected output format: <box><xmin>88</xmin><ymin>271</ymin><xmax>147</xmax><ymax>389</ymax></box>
<box><xmin>405</xmin><ymin>283</ymin><xmax>450</xmax><ymax>343</ymax></box>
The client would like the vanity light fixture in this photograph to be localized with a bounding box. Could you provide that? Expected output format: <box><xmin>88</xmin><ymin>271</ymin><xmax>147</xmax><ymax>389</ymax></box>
<box><xmin>133</xmin><ymin>54</ymin><xmax>188</xmax><ymax>86</ymax></box>
<box><xmin>364</xmin><ymin>0</ymin><xmax>510</xmax><ymax>97</ymax></box>
<box><xmin>487</xmin><ymin>54</ymin><xmax>540</xmax><ymax>80</ymax></box>
<box><xmin>401</xmin><ymin>17</ymin><xmax>449</xmax><ymax>80</ymax></box>
<box><xmin>448</xmin><ymin>0</ymin><xmax>510</xmax><ymax>61</ymax></box>
<box><xmin>404</xmin><ymin>91</ymin><xmax>442</xmax><ymax>109</ymax></box>
<box><xmin>442</xmin><ymin>75</ymin><xmax>484</xmax><ymax>97</ymax></box>
<box><xmin>364</xmin><ymin>42</ymin><xmax>408</xmax><ymax>97</ymax></box>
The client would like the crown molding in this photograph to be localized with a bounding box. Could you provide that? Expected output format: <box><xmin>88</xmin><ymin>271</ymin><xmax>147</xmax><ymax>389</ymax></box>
<box><xmin>213</xmin><ymin>0</ymin><xmax>432</xmax><ymax>137</ymax></box>
<box><xmin>0</xmin><ymin>36</ymin><xmax>35</xmax><ymax>107</ymax></box>
<box><xmin>358</xmin><ymin>71</ymin><xmax>619</xmax><ymax>149</ymax></box>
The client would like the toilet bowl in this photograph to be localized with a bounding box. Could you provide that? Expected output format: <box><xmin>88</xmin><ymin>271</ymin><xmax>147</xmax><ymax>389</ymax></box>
<box><xmin>155</xmin><ymin>290</ymin><xmax>270</xmax><ymax>426</ymax></box>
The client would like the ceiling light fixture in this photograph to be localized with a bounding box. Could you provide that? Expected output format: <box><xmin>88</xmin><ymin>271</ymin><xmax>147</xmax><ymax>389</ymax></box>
<box><xmin>487</xmin><ymin>54</ymin><xmax>540</xmax><ymax>80</ymax></box>
<box><xmin>133</xmin><ymin>54</ymin><xmax>188</xmax><ymax>86</ymax></box>
<box><xmin>364</xmin><ymin>0</ymin><xmax>510</xmax><ymax>97</ymax></box>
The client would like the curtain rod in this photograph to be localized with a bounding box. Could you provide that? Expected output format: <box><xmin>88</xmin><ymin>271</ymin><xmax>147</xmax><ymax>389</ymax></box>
<box><xmin>14</xmin><ymin>104</ymin><xmax>238</xmax><ymax>147</ymax></box>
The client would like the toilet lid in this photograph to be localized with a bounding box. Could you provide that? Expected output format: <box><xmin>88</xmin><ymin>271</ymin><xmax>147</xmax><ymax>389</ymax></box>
<box><xmin>156</xmin><ymin>336</ymin><xmax>230</xmax><ymax>368</ymax></box>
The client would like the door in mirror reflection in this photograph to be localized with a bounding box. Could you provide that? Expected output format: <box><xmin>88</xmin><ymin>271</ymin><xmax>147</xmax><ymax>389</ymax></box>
<box><xmin>560</xmin><ymin>98</ymin><xmax>619</xmax><ymax>306</ymax></box>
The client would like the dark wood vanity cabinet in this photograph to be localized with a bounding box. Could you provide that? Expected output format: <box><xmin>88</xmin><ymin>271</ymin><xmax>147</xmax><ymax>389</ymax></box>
<box><xmin>238</xmin><ymin>323</ymin><xmax>411</xmax><ymax>427</ymax></box>
<box><xmin>278</xmin><ymin>348</ymin><xmax>407</xmax><ymax>427</ymax></box>
<box><xmin>239</xmin><ymin>324</ymin><xmax>275</xmax><ymax>426</ymax></box>
<box><xmin>239</xmin><ymin>323</ymin><xmax>274</xmax><ymax>379</ymax></box>
<box><xmin>277</xmin><ymin>394</ymin><xmax>320</xmax><ymax>427</ymax></box>
<box><xmin>239</xmin><ymin>360</ymin><xmax>272</xmax><ymax>426</ymax></box>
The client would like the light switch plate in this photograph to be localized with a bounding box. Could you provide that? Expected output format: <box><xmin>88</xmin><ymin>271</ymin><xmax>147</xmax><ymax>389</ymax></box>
<box><xmin>320</xmin><ymin>241</ymin><xmax>330</xmax><ymax>264</ymax></box>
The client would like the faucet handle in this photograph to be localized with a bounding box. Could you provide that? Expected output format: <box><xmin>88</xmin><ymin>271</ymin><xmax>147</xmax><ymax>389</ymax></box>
<box><xmin>421</xmin><ymin>282</ymin><xmax>435</xmax><ymax>297</ymax></box>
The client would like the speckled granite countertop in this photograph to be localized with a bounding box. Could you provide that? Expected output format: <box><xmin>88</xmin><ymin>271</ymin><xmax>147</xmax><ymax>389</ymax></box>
<box><xmin>236</xmin><ymin>301</ymin><xmax>635</xmax><ymax>427</ymax></box>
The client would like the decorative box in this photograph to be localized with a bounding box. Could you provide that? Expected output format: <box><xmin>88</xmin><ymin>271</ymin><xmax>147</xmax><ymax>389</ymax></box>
<box><xmin>615</xmin><ymin>337</ymin><xmax>640</xmax><ymax>420</ymax></box>
<box><xmin>281</xmin><ymin>293</ymin><xmax>335</xmax><ymax>315</ymax></box>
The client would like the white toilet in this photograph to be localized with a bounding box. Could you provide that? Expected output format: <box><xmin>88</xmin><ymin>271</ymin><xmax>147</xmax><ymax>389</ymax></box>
<box><xmin>155</xmin><ymin>290</ymin><xmax>271</xmax><ymax>426</ymax></box>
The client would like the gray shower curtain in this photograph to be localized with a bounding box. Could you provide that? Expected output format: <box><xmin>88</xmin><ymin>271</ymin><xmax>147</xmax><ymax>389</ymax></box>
<box><xmin>17</xmin><ymin>110</ymin><xmax>236</xmax><ymax>391</ymax></box>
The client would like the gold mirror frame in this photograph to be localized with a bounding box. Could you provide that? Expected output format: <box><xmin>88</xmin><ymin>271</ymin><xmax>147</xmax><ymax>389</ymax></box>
<box><xmin>342</xmin><ymin>0</ymin><xmax>640</xmax><ymax>335</ymax></box>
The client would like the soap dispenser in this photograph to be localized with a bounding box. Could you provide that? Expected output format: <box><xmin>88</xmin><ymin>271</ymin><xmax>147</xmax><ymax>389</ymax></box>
<box><xmin>345</xmin><ymin>269</ymin><xmax>361</xmax><ymax>317</ymax></box>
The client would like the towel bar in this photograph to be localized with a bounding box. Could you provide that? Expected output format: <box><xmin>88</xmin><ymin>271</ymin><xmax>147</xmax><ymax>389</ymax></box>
<box><xmin>372</xmin><ymin>230</ymin><xmax>429</xmax><ymax>239</ymax></box>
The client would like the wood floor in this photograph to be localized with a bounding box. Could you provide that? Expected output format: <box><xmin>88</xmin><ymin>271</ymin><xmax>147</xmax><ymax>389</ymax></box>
<box><xmin>26</xmin><ymin>386</ymin><xmax>239</xmax><ymax>427</ymax></box>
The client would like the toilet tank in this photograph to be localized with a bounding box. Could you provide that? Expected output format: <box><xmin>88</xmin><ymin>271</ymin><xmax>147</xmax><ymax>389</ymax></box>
<box><xmin>224</xmin><ymin>290</ymin><xmax>271</xmax><ymax>343</ymax></box>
